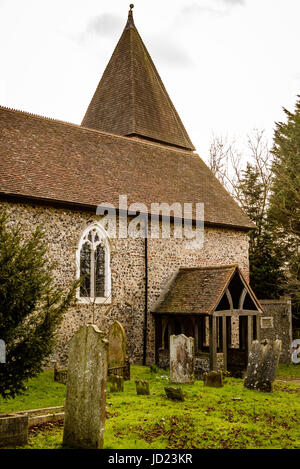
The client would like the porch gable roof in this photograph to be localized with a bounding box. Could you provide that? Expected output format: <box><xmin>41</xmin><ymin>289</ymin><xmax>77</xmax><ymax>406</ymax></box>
<box><xmin>152</xmin><ymin>265</ymin><xmax>263</xmax><ymax>315</ymax></box>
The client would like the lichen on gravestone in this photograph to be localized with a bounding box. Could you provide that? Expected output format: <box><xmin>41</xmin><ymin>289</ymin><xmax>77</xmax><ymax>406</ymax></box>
<box><xmin>109</xmin><ymin>375</ymin><xmax>124</xmax><ymax>393</ymax></box>
<box><xmin>62</xmin><ymin>324</ymin><xmax>108</xmax><ymax>449</ymax></box>
<box><xmin>244</xmin><ymin>339</ymin><xmax>282</xmax><ymax>392</ymax></box>
<box><xmin>170</xmin><ymin>334</ymin><xmax>194</xmax><ymax>384</ymax></box>
<box><xmin>164</xmin><ymin>386</ymin><xmax>184</xmax><ymax>401</ymax></box>
<box><xmin>108</xmin><ymin>321</ymin><xmax>127</xmax><ymax>369</ymax></box>
<box><xmin>135</xmin><ymin>380</ymin><xmax>150</xmax><ymax>395</ymax></box>
<box><xmin>203</xmin><ymin>371</ymin><xmax>223</xmax><ymax>388</ymax></box>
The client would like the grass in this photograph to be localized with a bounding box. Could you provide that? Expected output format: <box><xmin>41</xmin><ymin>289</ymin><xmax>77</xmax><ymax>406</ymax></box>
<box><xmin>0</xmin><ymin>365</ymin><xmax>299</xmax><ymax>449</ymax></box>
<box><xmin>277</xmin><ymin>363</ymin><xmax>300</xmax><ymax>379</ymax></box>
<box><xmin>0</xmin><ymin>370</ymin><xmax>66</xmax><ymax>414</ymax></box>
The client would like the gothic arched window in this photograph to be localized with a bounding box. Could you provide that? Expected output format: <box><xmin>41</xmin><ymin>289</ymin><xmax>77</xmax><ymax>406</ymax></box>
<box><xmin>76</xmin><ymin>223</ymin><xmax>111</xmax><ymax>303</ymax></box>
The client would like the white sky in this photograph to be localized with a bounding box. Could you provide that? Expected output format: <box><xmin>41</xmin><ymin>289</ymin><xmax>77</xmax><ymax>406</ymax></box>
<box><xmin>0</xmin><ymin>0</ymin><xmax>299</xmax><ymax>162</ymax></box>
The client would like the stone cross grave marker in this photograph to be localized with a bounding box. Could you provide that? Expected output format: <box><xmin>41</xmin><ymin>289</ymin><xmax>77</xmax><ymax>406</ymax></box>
<box><xmin>244</xmin><ymin>339</ymin><xmax>282</xmax><ymax>392</ymax></box>
<box><xmin>170</xmin><ymin>334</ymin><xmax>194</xmax><ymax>384</ymax></box>
<box><xmin>108</xmin><ymin>321</ymin><xmax>126</xmax><ymax>369</ymax></box>
<box><xmin>63</xmin><ymin>324</ymin><xmax>108</xmax><ymax>449</ymax></box>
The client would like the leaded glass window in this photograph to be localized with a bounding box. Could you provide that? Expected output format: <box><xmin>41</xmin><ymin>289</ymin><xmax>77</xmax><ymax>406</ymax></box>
<box><xmin>77</xmin><ymin>224</ymin><xmax>110</xmax><ymax>301</ymax></box>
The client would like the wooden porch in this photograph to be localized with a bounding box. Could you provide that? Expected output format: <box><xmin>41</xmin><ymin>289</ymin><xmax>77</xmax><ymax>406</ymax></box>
<box><xmin>152</xmin><ymin>265</ymin><xmax>263</xmax><ymax>374</ymax></box>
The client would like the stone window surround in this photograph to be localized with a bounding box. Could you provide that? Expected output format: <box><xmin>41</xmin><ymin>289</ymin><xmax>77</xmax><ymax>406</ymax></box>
<box><xmin>76</xmin><ymin>222</ymin><xmax>111</xmax><ymax>304</ymax></box>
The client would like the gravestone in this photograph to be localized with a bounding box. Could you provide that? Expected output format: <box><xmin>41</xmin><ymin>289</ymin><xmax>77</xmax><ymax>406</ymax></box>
<box><xmin>164</xmin><ymin>386</ymin><xmax>184</xmax><ymax>401</ymax></box>
<box><xmin>243</xmin><ymin>340</ymin><xmax>263</xmax><ymax>390</ymax></box>
<box><xmin>170</xmin><ymin>334</ymin><xmax>194</xmax><ymax>384</ymax></box>
<box><xmin>109</xmin><ymin>375</ymin><xmax>124</xmax><ymax>393</ymax></box>
<box><xmin>108</xmin><ymin>321</ymin><xmax>126</xmax><ymax>369</ymax></box>
<box><xmin>63</xmin><ymin>324</ymin><xmax>108</xmax><ymax>449</ymax></box>
<box><xmin>244</xmin><ymin>339</ymin><xmax>282</xmax><ymax>392</ymax></box>
<box><xmin>135</xmin><ymin>380</ymin><xmax>150</xmax><ymax>395</ymax></box>
<box><xmin>203</xmin><ymin>371</ymin><xmax>223</xmax><ymax>388</ymax></box>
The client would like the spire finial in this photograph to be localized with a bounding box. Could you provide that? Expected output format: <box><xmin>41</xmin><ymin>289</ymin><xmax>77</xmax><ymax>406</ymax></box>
<box><xmin>126</xmin><ymin>4</ymin><xmax>135</xmax><ymax>29</ymax></box>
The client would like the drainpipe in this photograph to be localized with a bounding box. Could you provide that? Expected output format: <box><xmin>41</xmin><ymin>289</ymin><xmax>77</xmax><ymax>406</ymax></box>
<box><xmin>143</xmin><ymin>231</ymin><xmax>148</xmax><ymax>366</ymax></box>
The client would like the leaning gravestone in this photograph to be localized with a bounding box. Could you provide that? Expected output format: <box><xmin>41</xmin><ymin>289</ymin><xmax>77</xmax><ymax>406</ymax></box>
<box><xmin>244</xmin><ymin>339</ymin><xmax>282</xmax><ymax>392</ymax></box>
<box><xmin>108</xmin><ymin>321</ymin><xmax>126</xmax><ymax>370</ymax></box>
<box><xmin>63</xmin><ymin>324</ymin><xmax>108</xmax><ymax>449</ymax></box>
<box><xmin>170</xmin><ymin>334</ymin><xmax>194</xmax><ymax>384</ymax></box>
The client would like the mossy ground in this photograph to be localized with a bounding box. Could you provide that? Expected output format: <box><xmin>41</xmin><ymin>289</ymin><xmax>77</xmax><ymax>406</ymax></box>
<box><xmin>0</xmin><ymin>364</ymin><xmax>299</xmax><ymax>449</ymax></box>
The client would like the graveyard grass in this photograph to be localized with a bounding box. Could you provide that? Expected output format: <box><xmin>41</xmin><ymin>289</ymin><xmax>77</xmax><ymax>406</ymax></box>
<box><xmin>0</xmin><ymin>364</ymin><xmax>299</xmax><ymax>449</ymax></box>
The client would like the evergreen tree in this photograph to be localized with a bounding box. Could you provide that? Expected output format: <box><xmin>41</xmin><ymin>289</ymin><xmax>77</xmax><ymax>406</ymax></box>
<box><xmin>237</xmin><ymin>163</ymin><xmax>285</xmax><ymax>299</ymax></box>
<box><xmin>269</xmin><ymin>97</ymin><xmax>300</xmax><ymax>237</ymax></box>
<box><xmin>269</xmin><ymin>97</ymin><xmax>300</xmax><ymax>325</ymax></box>
<box><xmin>0</xmin><ymin>212</ymin><xmax>77</xmax><ymax>399</ymax></box>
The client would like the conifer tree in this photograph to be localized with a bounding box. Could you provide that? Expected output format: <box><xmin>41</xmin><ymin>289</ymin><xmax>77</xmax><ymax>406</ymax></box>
<box><xmin>269</xmin><ymin>97</ymin><xmax>300</xmax><ymax>324</ymax></box>
<box><xmin>237</xmin><ymin>163</ymin><xmax>285</xmax><ymax>299</ymax></box>
<box><xmin>0</xmin><ymin>211</ymin><xmax>77</xmax><ymax>399</ymax></box>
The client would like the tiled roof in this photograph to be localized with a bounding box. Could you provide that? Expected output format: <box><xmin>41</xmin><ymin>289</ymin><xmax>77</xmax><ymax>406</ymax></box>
<box><xmin>81</xmin><ymin>9</ymin><xmax>195</xmax><ymax>151</ymax></box>
<box><xmin>0</xmin><ymin>106</ymin><xmax>255</xmax><ymax>229</ymax></box>
<box><xmin>152</xmin><ymin>265</ymin><xmax>262</xmax><ymax>315</ymax></box>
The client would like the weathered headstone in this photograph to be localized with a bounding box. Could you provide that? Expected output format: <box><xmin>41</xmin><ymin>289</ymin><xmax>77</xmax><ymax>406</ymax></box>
<box><xmin>108</xmin><ymin>321</ymin><xmax>126</xmax><ymax>369</ymax></box>
<box><xmin>243</xmin><ymin>340</ymin><xmax>263</xmax><ymax>390</ymax></box>
<box><xmin>203</xmin><ymin>371</ymin><xmax>223</xmax><ymax>388</ymax></box>
<box><xmin>244</xmin><ymin>339</ymin><xmax>282</xmax><ymax>392</ymax></box>
<box><xmin>109</xmin><ymin>375</ymin><xmax>124</xmax><ymax>393</ymax></box>
<box><xmin>135</xmin><ymin>380</ymin><xmax>150</xmax><ymax>395</ymax></box>
<box><xmin>170</xmin><ymin>334</ymin><xmax>194</xmax><ymax>384</ymax></box>
<box><xmin>63</xmin><ymin>324</ymin><xmax>108</xmax><ymax>449</ymax></box>
<box><xmin>164</xmin><ymin>386</ymin><xmax>184</xmax><ymax>401</ymax></box>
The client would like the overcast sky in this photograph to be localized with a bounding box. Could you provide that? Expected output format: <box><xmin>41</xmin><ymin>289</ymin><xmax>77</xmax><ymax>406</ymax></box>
<box><xmin>0</xmin><ymin>0</ymin><xmax>299</xmax><ymax>162</ymax></box>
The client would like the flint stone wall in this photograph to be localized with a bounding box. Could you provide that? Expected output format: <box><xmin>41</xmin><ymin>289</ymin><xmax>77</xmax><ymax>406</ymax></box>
<box><xmin>1</xmin><ymin>200</ymin><xmax>249</xmax><ymax>365</ymax></box>
<box><xmin>259</xmin><ymin>299</ymin><xmax>292</xmax><ymax>364</ymax></box>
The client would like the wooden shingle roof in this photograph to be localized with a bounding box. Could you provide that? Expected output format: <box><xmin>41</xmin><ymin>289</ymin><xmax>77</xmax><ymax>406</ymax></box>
<box><xmin>152</xmin><ymin>265</ymin><xmax>262</xmax><ymax>315</ymax></box>
<box><xmin>0</xmin><ymin>106</ymin><xmax>255</xmax><ymax>229</ymax></box>
<box><xmin>81</xmin><ymin>8</ymin><xmax>195</xmax><ymax>151</ymax></box>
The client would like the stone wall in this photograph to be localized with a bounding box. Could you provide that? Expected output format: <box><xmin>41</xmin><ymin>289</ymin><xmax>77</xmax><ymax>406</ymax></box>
<box><xmin>1</xmin><ymin>200</ymin><xmax>250</xmax><ymax>365</ymax></box>
<box><xmin>259</xmin><ymin>299</ymin><xmax>292</xmax><ymax>364</ymax></box>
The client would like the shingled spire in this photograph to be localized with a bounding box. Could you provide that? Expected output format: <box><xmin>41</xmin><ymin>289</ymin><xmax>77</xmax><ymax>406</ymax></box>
<box><xmin>81</xmin><ymin>5</ymin><xmax>195</xmax><ymax>151</ymax></box>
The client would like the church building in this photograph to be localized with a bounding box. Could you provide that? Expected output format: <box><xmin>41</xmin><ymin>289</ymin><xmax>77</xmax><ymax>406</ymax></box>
<box><xmin>0</xmin><ymin>6</ymin><xmax>264</xmax><ymax>374</ymax></box>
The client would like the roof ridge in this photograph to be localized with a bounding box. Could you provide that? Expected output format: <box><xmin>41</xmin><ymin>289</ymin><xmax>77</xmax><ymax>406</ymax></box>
<box><xmin>0</xmin><ymin>104</ymin><xmax>197</xmax><ymax>156</ymax></box>
<box><xmin>129</xmin><ymin>28</ymin><xmax>136</xmax><ymax>133</ymax></box>
<box><xmin>179</xmin><ymin>264</ymin><xmax>238</xmax><ymax>272</ymax></box>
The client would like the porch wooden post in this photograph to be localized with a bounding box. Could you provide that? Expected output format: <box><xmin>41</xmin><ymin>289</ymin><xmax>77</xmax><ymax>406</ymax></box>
<box><xmin>194</xmin><ymin>319</ymin><xmax>199</xmax><ymax>353</ymax></box>
<box><xmin>256</xmin><ymin>315</ymin><xmax>261</xmax><ymax>342</ymax></box>
<box><xmin>247</xmin><ymin>315</ymin><xmax>253</xmax><ymax>358</ymax></box>
<box><xmin>209</xmin><ymin>315</ymin><xmax>217</xmax><ymax>371</ymax></box>
<box><xmin>222</xmin><ymin>315</ymin><xmax>227</xmax><ymax>372</ymax></box>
